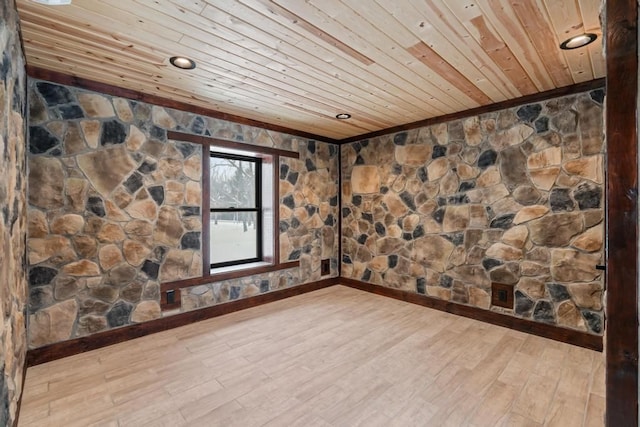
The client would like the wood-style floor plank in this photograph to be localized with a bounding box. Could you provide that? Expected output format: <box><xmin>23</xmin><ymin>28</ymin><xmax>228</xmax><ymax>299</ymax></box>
<box><xmin>19</xmin><ymin>285</ymin><xmax>604</xmax><ymax>426</ymax></box>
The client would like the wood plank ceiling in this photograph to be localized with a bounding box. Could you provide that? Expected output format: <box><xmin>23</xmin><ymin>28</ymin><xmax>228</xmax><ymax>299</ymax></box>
<box><xmin>16</xmin><ymin>0</ymin><xmax>604</xmax><ymax>140</ymax></box>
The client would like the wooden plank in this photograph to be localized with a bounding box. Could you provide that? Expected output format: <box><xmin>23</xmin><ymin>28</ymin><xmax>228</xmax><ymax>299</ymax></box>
<box><xmin>26</xmin><ymin>278</ymin><xmax>340</xmax><ymax>366</ymax></box>
<box><xmin>340</xmin><ymin>278</ymin><xmax>602</xmax><ymax>352</ymax></box>
<box><xmin>474</xmin><ymin>0</ymin><xmax>555</xmax><ymax>91</ymax></box>
<box><xmin>509</xmin><ymin>0</ymin><xmax>573</xmax><ymax>88</ymax></box>
<box><xmin>605</xmin><ymin>1</ymin><xmax>639</xmax><ymax>426</ymax></box>
<box><xmin>467</xmin><ymin>14</ymin><xmax>538</xmax><ymax>95</ymax></box>
<box><xmin>407</xmin><ymin>41</ymin><xmax>492</xmax><ymax>105</ymax></box>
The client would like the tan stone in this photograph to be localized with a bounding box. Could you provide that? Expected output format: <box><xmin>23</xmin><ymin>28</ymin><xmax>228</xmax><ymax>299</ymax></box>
<box><xmin>456</xmin><ymin>163</ymin><xmax>477</xmax><ymax>180</ymax></box>
<box><xmin>126</xmin><ymin>125</ymin><xmax>146</xmax><ymax>151</ymax></box>
<box><xmin>527</xmin><ymin>147</ymin><xmax>562</xmax><ymax>169</ymax></box>
<box><xmin>450</xmin><ymin>265</ymin><xmax>490</xmax><ymax>288</ymax></box>
<box><xmin>517</xmin><ymin>277</ymin><xmax>545</xmax><ymax>299</ymax></box>
<box><xmin>403</xmin><ymin>214</ymin><xmax>420</xmax><ymax>231</ymax></box>
<box><xmin>66</xmin><ymin>178</ymin><xmax>88</xmax><ymax>212</ymax></box>
<box><xmin>78</xmin><ymin>93</ymin><xmax>115</xmax><ymax>117</ymax></box>
<box><xmin>413</xmin><ymin>235</ymin><xmax>455</xmax><ymax>273</ymax></box>
<box><xmin>159</xmin><ymin>158</ymin><xmax>183</xmax><ymax>180</ymax></box>
<box><xmin>469</xmin><ymin>287</ymin><xmax>490</xmax><ymax>309</ymax></box>
<box><xmin>62</xmin><ymin>260</ymin><xmax>101</xmax><ymax>276</ymax></box>
<box><xmin>563</xmin><ymin>155</ymin><xmax>604</xmax><ymax>184</ymax></box>
<box><xmin>154</xmin><ymin>206</ymin><xmax>184</xmax><ymax>246</ymax></box>
<box><xmin>382</xmin><ymin>192</ymin><xmax>409</xmax><ymax>217</ymax></box>
<box><xmin>551</xmin><ymin>249</ymin><xmax>601</xmax><ymax>282</ymax></box>
<box><xmin>99</xmin><ymin>244</ymin><xmax>123</xmax><ymax>270</ymax></box>
<box><xmin>51</xmin><ymin>214</ymin><xmax>85</xmax><ymax>235</ymax></box>
<box><xmin>431</xmin><ymin>123</ymin><xmax>448</xmax><ymax>145</ymax></box>
<box><xmin>96</xmin><ymin>223</ymin><xmax>125</xmax><ymax>244</ymax></box>
<box><xmin>77</xmin><ymin>146</ymin><xmax>137</xmax><ymax>197</ymax></box>
<box><xmin>185</xmin><ymin>181</ymin><xmax>201</xmax><ymax>205</ymax></box>
<box><xmin>395</xmin><ymin>144</ymin><xmax>431</xmax><ymax>166</ymax></box>
<box><xmin>73</xmin><ymin>235</ymin><xmax>98</xmax><ymax>258</ymax></box>
<box><xmin>520</xmin><ymin>261</ymin><xmax>549</xmax><ymax>276</ymax></box>
<box><xmin>427</xmin><ymin>157</ymin><xmax>450</xmax><ymax>181</ymax></box>
<box><xmin>113</xmin><ymin>98</ymin><xmax>134</xmax><ymax>122</ymax></box>
<box><xmin>104</xmin><ymin>200</ymin><xmax>129</xmax><ymax>221</ymax></box>
<box><xmin>476</xmin><ymin>166</ymin><xmax>501</xmax><ymax>188</ymax></box>
<box><xmin>29</xmin><ymin>300</ymin><xmax>78</xmax><ymax>348</ymax></box>
<box><xmin>557</xmin><ymin>301</ymin><xmax>586</xmax><ymax>330</ymax></box>
<box><xmin>64</xmin><ymin>123</ymin><xmax>87</xmax><ymax>154</ymax></box>
<box><xmin>443</xmin><ymin>205</ymin><xmax>470</xmax><ymax>232</ymax></box>
<box><xmin>502</xmin><ymin>225</ymin><xmax>528</xmax><ymax>248</ymax></box>
<box><xmin>124</xmin><ymin>220</ymin><xmax>153</xmax><ymax>238</ymax></box>
<box><xmin>160</xmin><ymin>249</ymin><xmax>194</xmax><ymax>282</ymax></box>
<box><xmin>489</xmin><ymin>124</ymin><xmax>534</xmax><ymax>150</ymax></box>
<box><xmin>567</xmin><ymin>282</ymin><xmax>603</xmax><ymax>310</ymax></box>
<box><xmin>29</xmin><ymin>156</ymin><xmax>65</xmax><ymax>209</ymax></box>
<box><xmin>120</xmin><ymin>239</ymin><xmax>149</xmax><ymax>267</ymax></box>
<box><xmin>28</xmin><ymin>236</ymin><xmax>74</xmax><ymax>265</ymax></box>
<box><xmin>439</xmin><ymin>171</ymin><xmax>459</xmax><ymax>195</ymax></box>
<box><xmin>530</xmin><ymin>167</ymin><xmax>560</xmax><ymax>191</ymax></box>
<box><xmin>126</xmin><ymin>199</ymin><xmax>158</xmax><ymax>220</ymax></box>
<box><xmin>184</xmin><ymin>154</ymin><xmax>202</xmax><ymax>180</ymax></box>
<box><xmin>513</xmin><ymin>205</ymin><xmax>549</xmax><ymax>224</ymax></box>
<box><xmin>80</xmin><ymin>120</ymin><xmax>101</xmax><ymax>149</ymax></box>
<box><xmin>571</xmin><ymin>224</ymin><xmax>603</xmax><ymax>252</ymax></box>
<box><xmin>351</xmin><ymin>166</ymin><xmax>380</xmax><ymax>194</ymax></box>
<box><xmin>131</xmin><ymin>300</ymin><xmax>161</xmax><ymax>323</ymax></box>
<box><xmin>387</xmin><ymin>224</ymin><xmax>403</xmax><ymax>238</ymax></box>
<box><xmin>369</xmin><ymin>256</ymin><xmax>388</xmax><ymax>272</ymax></box>
<box><xmin>485</xmin><ymin>243</ymin><xmax>523</xmax><ymax>261</ymax></box>
<box><xmin>467</xmin><ymin>184</ymin><xmax>509</xmax><ymax>204</ymax></box>
<box><xmin>151</xmin><ymin>106</ymin><xmax>176</xmax><ymax>128</ymax></box>
<box><xmin>28</xmin><ymin>209</ymin><xmax>49</xmax><ymax>238</ymax></box>
<box><xmin>529</xmin><ymin>212</ymin><xmax>583</xmax><ymax>247</ymax></box>
<box><xmin>463</xmin><ymin>116</ymin><xmax>483</xmax><ymax>146</ymax></box>
<box><xmin>469</xmin><ymin>205</ymin><xmax>488</xmax><ymax>227</ymax></box>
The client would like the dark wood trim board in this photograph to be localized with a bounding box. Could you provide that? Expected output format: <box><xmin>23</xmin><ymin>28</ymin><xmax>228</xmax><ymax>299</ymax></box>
<box><xmin>26</xmin><ymin>66</ymin><xmax>337</xmax><ymax>144</ymax></box>
<box><xmin>605</xmin><ymin>1</ymin><xmax>639</xmax><ymax>426</ymax></box>
<box><xmin>339</xmin><ymin>78</ymin><xmax>606</xmax><ymax>144</ymax></box>
<box><xmin>340</xmin><ymin>278</ymin><xmax>603</xmax><ymax>352</ymax></box>
<box><xmin>27</xmin><ymin>277</ymin><xmax>339</xmax><ymax>366</ymax></box>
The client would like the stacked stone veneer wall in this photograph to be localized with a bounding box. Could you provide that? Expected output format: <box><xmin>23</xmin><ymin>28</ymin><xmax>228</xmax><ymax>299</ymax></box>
<box><xmin>27</xmin><ymin>79</ymin><xmax>338</xmax><ymax>348</ymax></box>
<box><xmin>342</xmin><ymin>90</ymin><xmax>605</xmax><ymax>335</ymax></box>
<box><xmin>0</xmin><ymin>0</ymin><xmax>28</xmax><ymax>424</ymax></box>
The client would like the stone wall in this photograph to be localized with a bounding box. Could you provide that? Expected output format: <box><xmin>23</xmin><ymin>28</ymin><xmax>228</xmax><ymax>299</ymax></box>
<box><xmin>27</xmin><ymin>80</ymin><xmax>339</xmax><ymax>348</ymax></box>
<box><xmin>342</xmin><ymin>90</ymin><xmax>605</xmax><ymax>335</ymax></box>
<box><xmin>0</xmin><ymin>0</ymin><xmax>28</xmax><ymax>424</ymax></box>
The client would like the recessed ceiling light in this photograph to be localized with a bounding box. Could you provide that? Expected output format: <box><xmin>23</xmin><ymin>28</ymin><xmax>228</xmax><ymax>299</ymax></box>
<box><xmin>560</xmin><ymin>33</ymin><xmax>597</xmax><ymax>50</ymax></box>
<box><xmin>336</xmin><ymin>113</ymin><xmax>351</xmax><ymax>120</ymax></box>
<box><xmin>170</xmin><ymin>56</ymin><xmax>196</xmax><ymax>70</ymax></box>
<box><xmin>30</xmin><ymin>0</ymin><xmax>71</xmax><ymax>4</ymax></box>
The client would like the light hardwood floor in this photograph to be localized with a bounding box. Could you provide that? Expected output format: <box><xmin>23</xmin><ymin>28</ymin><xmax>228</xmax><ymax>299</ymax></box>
<box><xmin>19</xmin><ymin>285</ymin><xmax>604</xmax><ymax>426</ymax></box>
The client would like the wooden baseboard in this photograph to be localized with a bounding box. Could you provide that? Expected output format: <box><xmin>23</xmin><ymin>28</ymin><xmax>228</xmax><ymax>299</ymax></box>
<box><xmin>26</xmin><ymin>277</ymin><xmax>339</xmax><ymax>366</ymax></box>
<box><xmin>340</xmin><ymin>278</ymin><xmax>603</xmax><ymax>352</ymax></box>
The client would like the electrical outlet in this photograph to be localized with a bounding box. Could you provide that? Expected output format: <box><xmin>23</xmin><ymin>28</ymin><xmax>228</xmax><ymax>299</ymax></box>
<box><xmin>491</xmin><ymin>282</ymin><xmax>513</xmax><ymax>309</ymax></box>
<box><xmin>321</xmin><ymin>259</ymin><xmax>330</xmax><ymax>276</ymax></box>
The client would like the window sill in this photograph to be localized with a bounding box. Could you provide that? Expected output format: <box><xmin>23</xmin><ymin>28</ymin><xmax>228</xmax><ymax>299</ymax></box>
<box><xmin>210</xmin><ymin>261</ymin><xmax>273</xmax><ymax>276</ymax></box>
<box><xmin>160</xmin><ymin>260</ymin><xmax>300</xmax><ymax>294</ymax></box>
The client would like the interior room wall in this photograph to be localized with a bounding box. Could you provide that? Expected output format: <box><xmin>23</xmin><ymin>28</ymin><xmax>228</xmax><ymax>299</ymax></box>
<box><xmin>0</xmin><ymin>0</ymin><xmax>28</xmax><ymax>424</ymax></box>
<box><xmin>341</xmin><ymin>89</ymin><xmax>605</xmax><ymax>335</ymax></box>
<box><xmin>26</xmin><ymin>79</ymin><xmax>339</xmax><ymax>349</ymax></box>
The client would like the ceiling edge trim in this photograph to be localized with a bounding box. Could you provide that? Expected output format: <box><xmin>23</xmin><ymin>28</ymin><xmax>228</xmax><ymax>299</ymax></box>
<box><xmin>339</xmin><ymin>78</ymin><xmax>606</xmax><ymax>145</ymax></box>
<box><xmin>26</xmin><ymin>66</ymin><xmax>340</xmax><ymax>145</ymax></box>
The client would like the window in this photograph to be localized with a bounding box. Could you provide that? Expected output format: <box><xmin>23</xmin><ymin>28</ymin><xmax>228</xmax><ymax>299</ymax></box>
<box><xmin>209</xmin><ymin>152</ymin><xmax>262</xmax><ymax>268</ymax></box>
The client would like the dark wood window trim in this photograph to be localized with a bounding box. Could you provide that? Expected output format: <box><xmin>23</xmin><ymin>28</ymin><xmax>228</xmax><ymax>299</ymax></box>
<box><xmin>161</xmin><ymin>132</ymin><xmax>301</xmax><ymax>310</ymax></box>
<box><xmin>167</xmin><ymin>131</ymin><xmax>300</xmax><ymax>159</ymax></box>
